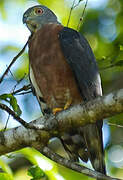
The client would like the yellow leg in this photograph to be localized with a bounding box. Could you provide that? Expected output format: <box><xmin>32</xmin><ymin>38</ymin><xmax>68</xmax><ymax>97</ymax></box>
<box><xmin>64</xmin><ymin>99</ymin><xmax>72</xmax><ymax>110</ymax></box>
<box><xmin>53</xmin><ymin>99</ymin><xmax>72</xmax><ymax>115</ymax></box>
<box><xmin>53</xmin><ymin>108</ymin><xmax>63</xmax><ymax>115</ymax></box>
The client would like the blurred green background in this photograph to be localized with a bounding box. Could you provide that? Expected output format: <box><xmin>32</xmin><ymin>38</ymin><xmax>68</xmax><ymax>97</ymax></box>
<box><xmin>0</xmin><ymin>0</ymin><xmax>123</xmax><ymax>179</ymax></box>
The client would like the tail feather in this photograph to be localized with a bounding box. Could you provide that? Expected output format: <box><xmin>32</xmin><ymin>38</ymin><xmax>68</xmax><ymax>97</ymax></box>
<box><xmin>61</xmin><ymin>120</ymin><xmax>106</xmax><ymax>178</ymax></box>
<box><xmin>82</xmin><ymin>121</ymin><xmax>106</xmax><ymax>175</ymax></box>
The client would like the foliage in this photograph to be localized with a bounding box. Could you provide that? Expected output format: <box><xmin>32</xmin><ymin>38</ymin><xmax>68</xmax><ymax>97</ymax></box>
<box><xmin>0</xmin><ymin>158</ymin><xmax>13</xmax><ymax>180</ymax></box>
<box><xmin>0</xmin><ymin>173</ymin><xmax>13</xmax><ymax>180</ymax></box>
<box><xmin>28</xmin><ymin>165</ymin><xmax>47</xmax><ymax>180</ymax></box>
<box><xmin>19</xmin><ymin>148</ymin><xmax>89</xmax><ymax>180</ymax></box>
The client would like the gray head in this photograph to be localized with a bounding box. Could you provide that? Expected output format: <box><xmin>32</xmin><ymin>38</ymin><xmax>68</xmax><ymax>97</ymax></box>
<box><xmin>23</xmin><ymin>5</ymin><xmax>59</xmax><ymax>33</ymax></box>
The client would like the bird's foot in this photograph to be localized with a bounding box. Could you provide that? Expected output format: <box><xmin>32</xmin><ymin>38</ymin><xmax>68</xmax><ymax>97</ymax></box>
<box><xmin>64</xmin><ymin>99</ymin><xmax>72</xmax><ymax>110</ymax></box>
<box><xmin>53</xmin><ymin>99</ymin><xmax>72</xmax><ymax>115</ymax></box>
<box><xmin>53</xmin><ymin>108</ymin><xmax>63</xmax><ymax>115</ymax></box>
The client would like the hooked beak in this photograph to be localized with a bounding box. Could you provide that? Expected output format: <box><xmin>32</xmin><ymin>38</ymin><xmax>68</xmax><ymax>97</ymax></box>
<box><xmin>23</xmin><ymin>15</ymin><xmax>27</xmax><ymax>24</ymax></box>
<box><xmin>22</xmin><ymin>15</ymin><xmax>38</xmax><ymax>33</ymax></box>
<box><xmin>22</xmin><ymin>15</ymin><xmax>34</xmax><ymax>24</ymax></box>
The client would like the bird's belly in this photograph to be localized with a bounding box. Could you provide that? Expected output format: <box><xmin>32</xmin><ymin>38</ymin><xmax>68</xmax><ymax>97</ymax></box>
<box><xmin>50</xmin><ymin>87</ymin><xmax>72</xmax><ymax>108</ymax></box>
<box><xmin>36</xmin><ymin>67</ymin><xmax>82</xmax><ymax>110</ymax></box>
<box><xmin>30</xmin><ymin>63</ymin><xmax>82</xmax><ymax>110</ymax></box>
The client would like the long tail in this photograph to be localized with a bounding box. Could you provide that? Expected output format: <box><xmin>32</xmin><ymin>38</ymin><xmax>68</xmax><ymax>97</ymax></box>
<box><xmin>60</xmin><ymin>120</ymin><xmax>106</xmax><ymax>178</ymax></box>
<box><xmin>82</xmin><ymin>120</ymin><xmax>106</xmax><ymax>176</ymax></box>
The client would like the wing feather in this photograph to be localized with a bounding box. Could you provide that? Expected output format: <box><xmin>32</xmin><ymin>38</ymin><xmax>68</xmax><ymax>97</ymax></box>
<box><xmin>58</xmin><ymin>27</ymin><xmax>106</xmax><ymax>174</ymax></box>
<box><xmin>59</xmin><ymin>27</ymin><xmax>102</xmax><ymax>101</ymax></box>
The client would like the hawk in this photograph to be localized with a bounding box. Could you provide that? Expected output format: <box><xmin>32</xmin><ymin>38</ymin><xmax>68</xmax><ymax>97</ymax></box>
<box><xmin>23</xmin><ymin>5</ymin><xmax>106</xmax><ymax>175</ymax></box>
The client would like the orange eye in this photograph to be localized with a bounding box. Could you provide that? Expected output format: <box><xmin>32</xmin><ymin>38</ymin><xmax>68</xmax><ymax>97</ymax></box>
<box><xmin>35</xmin><ymin>8</ymin><xmax>43</xmax><ymax>15</ymax></box>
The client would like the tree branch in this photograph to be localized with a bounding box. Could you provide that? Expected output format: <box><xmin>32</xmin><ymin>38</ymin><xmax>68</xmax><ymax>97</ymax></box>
<box><xmin>12</xmin><ymin>84</ymin><xmax>31</xmax><ymax>95</ymax></box>
<box><xmin>43</xmin><ymin>147</ymin><xmax>119</xmax><ymax>180</ymax></box>
<box><xmin>0</xmin><ymin>103</ymin><xmax>37</xmax><ymax>129</ymax></box>
<box><xmin>0</xmin><ymin>89</ymin><xmax>122</xmax><ymax>179</ymax></box>
<box><xmin>0</xmin><ymin>88</ymin><xmax>122</xmax><ymax>149</ymax></box>
<box><xmin>55</xmin><ymin>88</ymin><xmax>123</xmax><ymax>132</ymax></box>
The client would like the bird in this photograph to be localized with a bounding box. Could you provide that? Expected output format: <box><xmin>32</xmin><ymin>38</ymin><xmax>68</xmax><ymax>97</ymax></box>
<box><xmin>23</xmin><ymin>5</ymin><xmax>106</xmax><ymax>176</ymax></box>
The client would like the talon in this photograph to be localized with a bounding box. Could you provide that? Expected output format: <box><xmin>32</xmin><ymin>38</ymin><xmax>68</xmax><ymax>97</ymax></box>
<box><xmin>64</xmin><ymin>99</ymin><xmax>72</xmax><ymax>110</ymax></box>
<box><xmin>53</xmin><ymin>108</ymin><xmax>63</xmax><ymax>115</ymax></box>
<box><xmin>53</xmin><ymin>99</ymin><xmax>72</xmax><ymax>115</ymax></box>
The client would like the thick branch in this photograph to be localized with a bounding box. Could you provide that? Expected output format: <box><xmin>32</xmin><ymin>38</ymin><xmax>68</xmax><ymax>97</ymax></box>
<box><xmin>56</xmin><ymin>88</ymin><xmax>123</xmax><ymax>131</ymax></box>
<box><xmin>0</xmin><ymin>89</ymin><xmax>122</xmax><ymax>156</ymax></box>
<box><xmin>0</xmin><ymin>89</ymin><xmax>122</xmax><ymax>179</ymax></box>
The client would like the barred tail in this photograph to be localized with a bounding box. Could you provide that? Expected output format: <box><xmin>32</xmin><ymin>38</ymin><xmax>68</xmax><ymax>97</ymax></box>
<box><xmin>82</xmin><ymin>121</ymin><xmax>106</xmax><ymax>176</ymax></box>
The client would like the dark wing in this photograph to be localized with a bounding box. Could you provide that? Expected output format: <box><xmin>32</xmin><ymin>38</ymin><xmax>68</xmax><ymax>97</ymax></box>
<box><xmin>59</xmin><ymin>27</ymin><xmax>102</xmax><ymax>101</ymax></box>
<box><xmin>58</xmin><ymin>27</ymin><xmax>106</xmax><ymax>174</ymax></box>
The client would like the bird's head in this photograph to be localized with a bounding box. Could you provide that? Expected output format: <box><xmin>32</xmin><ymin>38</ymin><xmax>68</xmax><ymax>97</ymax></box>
<box><xmin>23</xmin><ymin>5</ymin><xmax>59</xmax><ymax>33</ymax></box>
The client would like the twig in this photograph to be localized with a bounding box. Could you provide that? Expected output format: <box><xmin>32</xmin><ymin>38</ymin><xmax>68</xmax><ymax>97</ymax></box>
<box><xmin>43</xmin><ymin>147</ymin><xmax>120</xmax><ymax>180</ymax></box>
<box><xmin>1</xmin><ymin>77</ymin><xmax>29</xmax><ymax>129</ymax></box>
<box><xmin>77</xmin><ymin>0</ymin><xmax>88</xmax><ymax>30</ymax></box>
<box><xmin>11</xmin><ymin>75</ymin><xmax>27</xmax><ymax>95</ymax></box>
<box><xmin>67</xmin><ymin>0</ymin><xmax>76</xmax><ymax>27</ymax></box>
<box><xmin>4</xmin><ymin>113</ymin><xmax>10</xmax><ymax>130</ymax></box>
<box><xmin>0</xmin><ymin>40</ymin><xmax>28</xmax><ymax>84</ymax></box>
<box><xmin>12</xmin><ymin>84</ymin><xmax>31</xmax><ymax>95</ymax></box>
<box><xmin>108</xmin><ymin>122</ymin><xmax>123</xmax><ymax>128</ymax></box>
<box><xmin>0</xmin><ymin>103</ymin><xmax>36</xmax><ymax>129</ymax></box>
<box><xmin>67</xmin><ymin>0</ymin><xmax>84</xmax><ymax>27</ymax></box>
<box><xmin>15</xmin><ymin>91</ymin><xmax>32</xmax><ymax>96</ymax></box>
<box><xmin>6</xmin><ymin>66</ymin><xmax>15</xmax><ymax>79</ymax></box>
<box><xmin>0</xmin><ymin>103</ymin><xmax>49</xmax><ymax>131</ymax></box>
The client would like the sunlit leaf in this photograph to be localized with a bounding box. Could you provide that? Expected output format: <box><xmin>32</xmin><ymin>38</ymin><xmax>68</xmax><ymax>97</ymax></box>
<box><xmin>28</xmin><ymin>165</ymin><xmax>47</xmax><ymax>180</ymax></box>
<box><xmin>0</xmin><ymin>159</ymin><xmax>13</xmax><ymax>176</ymax></box>
<box><xmin>0</xmin><ymin>94</ymin><xmax>11</xmax><ymax>102</ymax></box>
<box><xmin>17</xmin><ymin>148</ymin><xmax>89</xmax><ymax>180</ymax></box>
<box><xmin>0</xmin><ymin>173</ymin><xmax>13</xmax><ymax>180</ymax></box>
<box><xmin>120</xmin><ymin>45</ymin><xmax>123</xmax><ymax>51</ymax></box>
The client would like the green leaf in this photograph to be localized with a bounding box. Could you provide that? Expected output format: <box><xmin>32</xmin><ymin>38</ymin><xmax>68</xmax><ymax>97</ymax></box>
<box><xmin>19</xmin><ymin>148</ymin><xmax>88</xmax><ymax>180</ymax></box>
<box><xmin>0</xmin><ymin>94</ymin><xmax>22</xmax><ymax>116</ymax></box>
<box><xmin>0</xmin><ymin>94</ymin><xmax>12</xmax><ymax>102</ymax></box>
<box><xmin>28</xmin><ymin>165</ymin><xmax>47</xmax><ymax>180</ymax></box>
<box><xmin>10</xmin><ymin>96</ymin><xmax>22</xmax><ymax>116</ymax></box>
<box><xmin>0</xmin><ymin>173</ymin><xmax>13</xmax><ymax>180</ymax></box>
